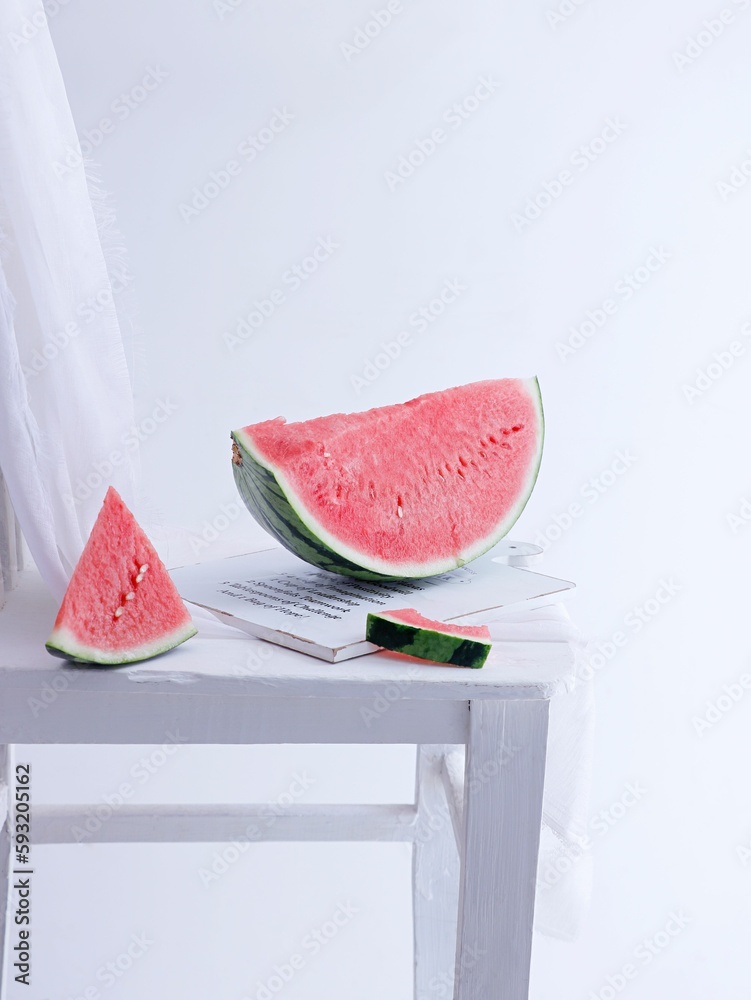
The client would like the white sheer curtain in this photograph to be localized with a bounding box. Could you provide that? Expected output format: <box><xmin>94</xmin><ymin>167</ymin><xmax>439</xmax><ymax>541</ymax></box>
<box><xmin>0</xmin><ymin>0</ymin><xmax>138</xmax><ymax>599</ymax></box>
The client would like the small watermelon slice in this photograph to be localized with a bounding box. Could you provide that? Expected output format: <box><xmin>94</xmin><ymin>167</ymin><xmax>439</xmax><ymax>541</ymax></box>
<box><xmin>366</xmin><ymin>608</ymin><xmax>492</xmax><ymax>668</ymax></box>
<box><xmin>46</xmin><ymin>487</ymin><xmax>197</xmax><ymax>665</ymax></box>
<box><xmin>231</xmin><ymin>378</ymin><xmax>543</xmax><ymax>580</ymax></box>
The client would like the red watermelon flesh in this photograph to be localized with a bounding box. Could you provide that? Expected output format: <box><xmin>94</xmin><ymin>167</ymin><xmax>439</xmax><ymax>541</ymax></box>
<box><xmin>376</xmin><ymin>608</ymin><xmax>491</xmax><ymax>638</ymax></box>
<box><xmin>46</xmin><ymin>487</ymin><xmax>197</xmax><ymax>664</ymax></box>
<box><xmin>234</xmin><ymin>378</ymin><xmax>543</xmax><ymax>578</ymax></box>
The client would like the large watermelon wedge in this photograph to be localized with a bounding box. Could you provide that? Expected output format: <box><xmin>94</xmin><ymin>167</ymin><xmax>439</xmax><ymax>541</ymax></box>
<box><xmin>46</xmin><ymin>487</ymin><xmax>197</xmax><ymax>664</ymax></box>
<box><xmin>231</xmin><ymin>379</ymin><xmax>543</xmax><ymax>580</ymax></box>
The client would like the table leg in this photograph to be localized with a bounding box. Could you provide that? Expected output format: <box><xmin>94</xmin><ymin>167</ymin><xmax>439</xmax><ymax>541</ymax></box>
<box><xmin>454</xmin><ymin>700</ymin><xmax>549</xmax><ymax>1000</ymax></box>
<box><xmin>413</xmin><ymin>745</ymin><xmax>460</xmax><ymax>1000</ymax></box>
<box><xmin>0</xmin><ymin>745</ymin><xmax>11</xmax><ymax>996</ymax></box>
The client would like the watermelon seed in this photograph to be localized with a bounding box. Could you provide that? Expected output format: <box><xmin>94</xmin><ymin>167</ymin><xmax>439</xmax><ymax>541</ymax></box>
<box><xmin>114</xmin><ymin>608</ymin><xmax>123</xmax><ymax>618</ymax></box>
<box><xmin>459</xmin><ymin>456</ymin><xmax>468</xmax><ymax>467</ymax></box>
<box><xmin>457</xmin><ymin>468</ymin><xmax>466</xmax><ymax>479</ymax></box>
<box><xmin>512</xmin><ymin>424</ymin><xmax>522</xmax><ymax>432</ymax></box>
<box><xmin>139</xmin><ymin>564</ymin><xmax>149</xmax><ymax>574</ymax></box>
<box><xmin>125</xmin><ymin>592</ymin><xmax>135</xmax><ymax>601</ymax></box>
<box><xmin>488</xmin><ymin>435</ymin><xmax>498</xmax><ymax>444</ymax></box>
<box><xmin>135</xmin><ymin>574</ymin><xmax>144</xmax><ymax>583</ymax></box>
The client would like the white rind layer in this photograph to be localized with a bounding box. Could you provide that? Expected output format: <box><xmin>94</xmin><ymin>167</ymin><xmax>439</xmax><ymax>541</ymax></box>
<box><xmin>46</xmin><ymin>620</ymin><xmax>198</xmax><ymax>665</ymax></box>
<box><xmin>235</xmin><ymin>377</ymin><xmax>544</xmax><ymax>579</ymax></box>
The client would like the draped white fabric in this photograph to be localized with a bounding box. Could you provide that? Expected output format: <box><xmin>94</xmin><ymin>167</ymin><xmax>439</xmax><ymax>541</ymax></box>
<box><xmin>0</xmin><ymin>0</ymin><xmax>137</xmax><ymax>599</ymax></box>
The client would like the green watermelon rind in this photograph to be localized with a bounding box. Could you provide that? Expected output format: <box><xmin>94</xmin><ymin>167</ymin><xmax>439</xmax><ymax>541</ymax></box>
<box><xmin>365</xmin><ymin>611</ymin><xmax>491</xmax><ymax>669</ymax></box>
<box><xmin>231</xmin><ymin>434</ymin><xmax>394</xmax><ymax>580</ymax></box>
<box><xmin>45</xmin><ymin>620</ymin><xmax>198</xmax><ymax>666</ymax></box>
<box><xmin>231</xmin><ymin>377</ymin><xmax>544</xmax><ymax>581</ymax></box>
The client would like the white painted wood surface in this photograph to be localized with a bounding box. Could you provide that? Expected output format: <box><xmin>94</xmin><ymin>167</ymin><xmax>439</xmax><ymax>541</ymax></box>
<box><xmin>413</xmin><ymin>746</ymin><xmax>460</xmax><ymax>1000</ymax></box>
<box><xmin>454</xmin><ymin>700</ymin><xmax>550</xmax><ymax>1000</ymax></box>
<box><xmin>0</xmin><ymin>570</ymin><xmax>574</xmax><ymax>1000</ymax></box>
<box><xmin>441</xmin><ymin>748</ymin><xmax>465</xmax><ymax>851</ymax></box>
<box><xmin>0</xmin><ymin>571</ymin><xmax>575</xmax><ymax>704</ymax></box>
<box><xmin>0</xmin><ymin>683</ymin><xmax>470</xmax><ymax>746</ymax></box>
<box><xmin>32</xmin><ymin>803</ymin><xmax>418</xmax><ymax>845</ymax></box>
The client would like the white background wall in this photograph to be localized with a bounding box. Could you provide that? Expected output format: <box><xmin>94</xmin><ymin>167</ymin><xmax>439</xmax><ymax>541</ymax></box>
<box><xmin>10</xmin><ymin>0</ymin><xmax>751</xmax><ymax>996</ymax></box>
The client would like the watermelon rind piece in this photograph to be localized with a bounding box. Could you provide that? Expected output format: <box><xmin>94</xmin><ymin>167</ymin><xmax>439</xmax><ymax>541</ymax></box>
<box><xmin>231</xmin><ymin>378</ymin><xmax>544</xmax><ymax>581</ymax></box>
<box><xmin>365</xmin><ymin>609</ymin><xmax>492</xmax><ymax>668</ymax></box>
<box><xmin>45</xmin><ymin>620</ymin><xmax>197</xmax><ymax>666</ymax></box>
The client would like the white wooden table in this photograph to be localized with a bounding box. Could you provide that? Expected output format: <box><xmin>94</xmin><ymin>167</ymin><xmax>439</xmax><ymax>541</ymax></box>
<box><xmin>0</xmin><ymin>571</ymin><xmax>575</xmax><ymax>999</ymax></box>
